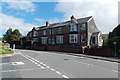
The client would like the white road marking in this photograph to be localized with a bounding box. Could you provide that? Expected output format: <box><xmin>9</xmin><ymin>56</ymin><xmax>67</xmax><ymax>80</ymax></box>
<box><xmin>39</xmin><ymin>62</ymin><xmax>43</xmax><ymax>64</ymax></box>
<box><xmin>112</xmin><ymin>70</ymin><xmax>119</xmax><ymax>73</ymax></box>
<box><xmin>62</xmin><ymin>75</ymin><xmax>69</xmax><ymax>78</ymax></box>
<box><xmin>46</xmin><ymin>66</ymin><xmax>50</xmax><ymax>68</ymax></box>
<box><xmin>36</xmin><ymin>60</ymin><xmax>40</xmax><ymax>62</ymax></box>
<box><xmin>34</xmin><ymin>62</ymin><xmax>38</xmax><ymax>64</ymax></box>
<box><xmin>37</xmin><ymin>64</ymin><xmax>41</xmax><ymax>66</ymax></box>
<box><xmin>50</xmin><ymin>68</ymin><xmax>55</xmax><ymax>71</ymax></box>
<box><xmin>42</xmin><ymin>64</ymin><xmax>46</xmax><ymax>66</ymax></box>
<box><xmin>41</xmin><ymin>66</ymin><xmax>45</xmax><ymax>69</ymax></box>
<box><xmin>19</xmin><ymin>53</ymin><xmax>69</xmax><ymax>78</ymax></box>
<box><xmin>12</xmin><ymin>62</ymin><xmax>24</xmax><ymax>65</ymax></box>
<box><xmin>55</xmin><ymin>71</ymin><xmax>62</xmax><ymax>75</ymax></box>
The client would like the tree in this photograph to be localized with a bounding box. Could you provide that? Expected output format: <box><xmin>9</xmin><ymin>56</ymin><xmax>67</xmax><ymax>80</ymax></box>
<box><xmin>108</xmin><ymin>24</ymin><xmax>120</xmax><ymax>56</ymax></box>
<box><xmin>112</xmin><ymin>24</ymin><xmax>120</xmax><ymax>37</ymax></box>
<box><xmin>3</xmin><ymin>28</ymin><xmax>13</xmax><ymax>42</ymax></box>
<box><xmin>12</xmin><ymin>29</ymin><xmax>22</xmax><ymax>40</ymax></box>
<box><xmin>13</xmin><ymin>29</ymin><xmax>21</xmax><ymax>37</ymax></box>
<box><xmin>3</xmin><ymin>28</ymin><xmax>22</xmax><ymax>43</ymax></box>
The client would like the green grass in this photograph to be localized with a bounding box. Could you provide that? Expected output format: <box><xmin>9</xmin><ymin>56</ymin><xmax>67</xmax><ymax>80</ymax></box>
<box><xmin>0</xmin><ymin>49</ymin><xmax>13</xmax><ymax>55</ymax></box>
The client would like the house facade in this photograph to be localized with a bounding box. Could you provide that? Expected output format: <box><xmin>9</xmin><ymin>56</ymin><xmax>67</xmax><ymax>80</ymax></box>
<box><xmin>27</xmin><ymin>16</ymin><xmax>103</xmax><ymax>50</ymax></box>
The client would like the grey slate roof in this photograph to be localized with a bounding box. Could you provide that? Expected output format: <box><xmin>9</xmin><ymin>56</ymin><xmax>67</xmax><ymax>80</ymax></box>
<box><xmin>36</xmin><ymin>16</ymin><xmax>92</xmax><ymax>30</ymax></box>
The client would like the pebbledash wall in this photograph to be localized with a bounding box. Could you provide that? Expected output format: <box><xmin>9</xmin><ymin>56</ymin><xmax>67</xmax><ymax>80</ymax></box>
<box><xmin>25</xmin><ymin>15</ymin><xmax>114</xmax><ymax>57</ymax></box>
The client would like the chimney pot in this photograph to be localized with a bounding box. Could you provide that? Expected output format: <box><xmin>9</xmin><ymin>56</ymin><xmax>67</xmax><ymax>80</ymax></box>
<box><xmin>46</xmin><ymin>21</ymin><xmax>50</xmax><ymax>26</ymax></box>
<box><xmin>71</xmin><ymin>15</ymin><xmax>76</xmax><ymax>20</ymax></box>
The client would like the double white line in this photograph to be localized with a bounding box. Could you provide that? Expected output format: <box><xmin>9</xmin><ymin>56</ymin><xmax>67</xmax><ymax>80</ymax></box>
<box><xmin>20</xmin><ymin>53</ymin><xmax>45</xmax><ymax>69</ymax></box>
<box><xmin>19</xmin><ymin>53</ymin><xmax>69</xmax><ymax>78</ymax></box>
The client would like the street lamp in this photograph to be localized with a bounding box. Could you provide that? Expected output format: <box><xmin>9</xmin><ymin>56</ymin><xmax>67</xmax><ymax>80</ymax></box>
<box><xmin>113</xmin><ymin>41</ymin><xmax>117</xmax><ymax>58</ymax></box>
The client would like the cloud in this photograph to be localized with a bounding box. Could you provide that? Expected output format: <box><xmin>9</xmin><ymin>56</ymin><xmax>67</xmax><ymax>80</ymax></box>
<box><xmin>34</xmin><ymin>17</ymin><xmax>63</xmax><ymax>26</ymax></box>
<box><xmin>0</xmin><ymin>13</ymin><xmax>38</xmax><ymax>35</ymax></box>
<box><xmin>55</xmin><ymin>0</ymin><xmax>119</xmax><ymax>33</ymax></box>
<box><xmin>34</xmin><ymin>18</ymin><xmax>43</xmax><ymax>22</ymax></box>
<box><xmin>47</xmin><ymin>18</ymin><xmax>62</xmax><ymax>23</ymax></box>
<box><xmin>5</xmin><ymin>1</ymin><xmax>36</xmax><ymax>13</ymax></box>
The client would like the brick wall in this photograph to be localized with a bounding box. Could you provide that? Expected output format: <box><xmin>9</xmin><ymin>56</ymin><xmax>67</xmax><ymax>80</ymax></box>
<box><xmin>85</xmin><ymin>48</ymin><xmax>114</xmax><ymax>57</ymax></box>
<box><xmin>15</xmin><ymin>44</ymin><xmax>114</xmax><ymax>57</ymax></box>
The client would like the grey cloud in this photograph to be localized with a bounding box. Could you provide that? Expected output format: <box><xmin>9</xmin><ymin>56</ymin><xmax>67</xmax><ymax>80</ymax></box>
<box><xmin>55</xmin><ymin>1</ymin><xmax>118</xmax><ymax>33</ymax></box>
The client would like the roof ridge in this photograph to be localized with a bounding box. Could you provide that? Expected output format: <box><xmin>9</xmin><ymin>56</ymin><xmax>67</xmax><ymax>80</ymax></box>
<box><xmin>33</xmin><ymin>16</ymin><xmax>93</xmax><ymax>30</ymax></box>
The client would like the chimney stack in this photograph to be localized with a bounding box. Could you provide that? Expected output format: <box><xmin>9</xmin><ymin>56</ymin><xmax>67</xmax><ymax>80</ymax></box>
<box><xmin>71</xmin><ymin>15</ymin><xmax>76</xmax><ymax>20</ymax></box>
<box><xmin>46</xmin><ymin>21</ymin><xmax>50</xmax><ymax>26</ymax></box>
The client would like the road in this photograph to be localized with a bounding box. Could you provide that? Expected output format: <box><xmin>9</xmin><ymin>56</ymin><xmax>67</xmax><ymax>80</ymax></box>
<box><xmin>0</xmin><ymin>49</ymin><xmax>119</xmax><ymax>79</ymax></box>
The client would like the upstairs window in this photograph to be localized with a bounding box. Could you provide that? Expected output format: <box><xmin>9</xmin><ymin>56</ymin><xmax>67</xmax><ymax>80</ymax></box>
<box><xmin>29</xmin><ymin>33</ymin><xmax>32</xmax><ymax>37</ymax></box>
<box><xmin>43</xmin><ymin>30</ymin><xmax>46</xmax><ymax>35</ymax></box>
<box><xmin>52</xmin><ymin>29</ymin><xmax>54</xmax><ymax>34</ymax></box>
<box><xmin>81</xmin><ymin>23</ymin><xmax>86</xmax><ymax>30</ymax></box>
<box><xmin>58</xmin><ymin>27</ymin><xmax>62</xmax><ymax>34</ymax></box>
<box><xmin>49</xmin><ymin>29</ymin><xmax>54</xmax><ymax>35</ymax></box>
<box><xmin>49</xmin><ymin>29</ymin><xmax>51</xmax><ymax>35</ymax></box>
<box><xmin>70</xmin><ymin>24</ymin><xmax>77</xmax><ymax>32</ymax></box>
<box><xmin>69</xmin><ymin>34</ymin><xmax>78</xmax><ymax>43</ymax></box>
<box><xmin>33</xmin><ymin>31</ymin><xmax>38</xmax><ymax>37</ymax></box>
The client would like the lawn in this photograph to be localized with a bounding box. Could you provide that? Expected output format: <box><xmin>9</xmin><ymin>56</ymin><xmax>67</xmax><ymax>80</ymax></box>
<box><xmin>0</xmin><ymin>49</ymin><xmax>13</xmax><ymax>55</ymax></box>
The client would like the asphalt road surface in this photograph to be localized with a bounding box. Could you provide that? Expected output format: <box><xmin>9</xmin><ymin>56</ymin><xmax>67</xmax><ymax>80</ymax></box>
<box><xmin>0</xmin><ymin>49</ymin><xmax>119</xmax><ymax>78</ymax></box>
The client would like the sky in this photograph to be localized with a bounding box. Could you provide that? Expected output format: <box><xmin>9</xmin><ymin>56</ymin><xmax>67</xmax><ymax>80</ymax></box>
<box><xmin>0</xmin><ymin>0</ymin><xmax>119</xmax><ymax>37</ymax></box>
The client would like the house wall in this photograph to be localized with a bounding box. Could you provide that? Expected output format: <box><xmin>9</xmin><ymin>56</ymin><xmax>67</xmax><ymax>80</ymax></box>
<box><xmin>87</xmin><ymin>18</ymin><xmax>102</xmax><ymax>46</ymax></box>
<box><xmin>28</xmin><ymin>21</ymin><xmax>90</xmax><ymax>47</ymax></box>
<box><xmin>38</xmin><ymin>24</ymin><xmax>86</xmax><ymax>45</ymax></box>
<box><xmin>26</xmin><ymin>16</ymin><xmax>105</xmax><ymax>56</ymax></box>
<box><xmin>98</xmin><ymin>33</ymin><xmax>103</xmax><ymax>47</ymax></box>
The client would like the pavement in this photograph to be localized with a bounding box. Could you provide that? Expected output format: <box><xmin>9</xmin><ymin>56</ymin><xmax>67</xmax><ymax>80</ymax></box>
<box><xmin>50</xmin><ymin>51</ymin><xmax>120</xmax><ymax>63</ymax></box>
<box><xmin>0</xmin><ymin>51</ymin><xmax>18</xmax><ymax>58</ymax></box>
<box><xmin>0</xmin><ymin>49</ymin><xmax>119</xmax><ymax>79</ymax></box>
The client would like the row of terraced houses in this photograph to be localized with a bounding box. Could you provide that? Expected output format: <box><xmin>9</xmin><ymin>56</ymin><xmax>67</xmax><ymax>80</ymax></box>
<box><xmin>26</xmin><ymin>15</ymin><xmax>103</xmax><ymax>53</ymax></box>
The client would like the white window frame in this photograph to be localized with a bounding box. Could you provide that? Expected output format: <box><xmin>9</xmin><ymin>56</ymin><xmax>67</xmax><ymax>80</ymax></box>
<box><xmin>81</xmin><ymin>23</ymin><xmax>86</xmax><ymax>30</ymax></box>
<box><xmin>56</xmin><ymin>36</ymin><xmax>63</xmax><ymax>44</ymax></box>
<box><xmin>70</xmin><ymin>24</ymin><xmax>77</xmax><ymax>32</ymax></box>
<box><xmin>41</xmin><ymin>37</ymin><xmax>48</xmax><ymax>44</ymax></box>
<box><xmin>33</xmin><ymin>31</ymin><xmax>38</xmax><ymax>37</ymax></box>
<box><xmin>43</xmin><ymin>30</ymin><xmax>46</xmax><ymax>35</ymax></box>
<box><xmin>69</xmin><ymin>34</ymin><xmax>78</xmax><ymax>43</ymax></box>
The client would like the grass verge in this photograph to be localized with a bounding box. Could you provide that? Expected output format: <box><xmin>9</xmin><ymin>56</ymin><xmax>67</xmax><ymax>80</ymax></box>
<box><xmin>0</xmin><ymin>49</ymin><xmax>13</xmax><ymax>55</ymax></box>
